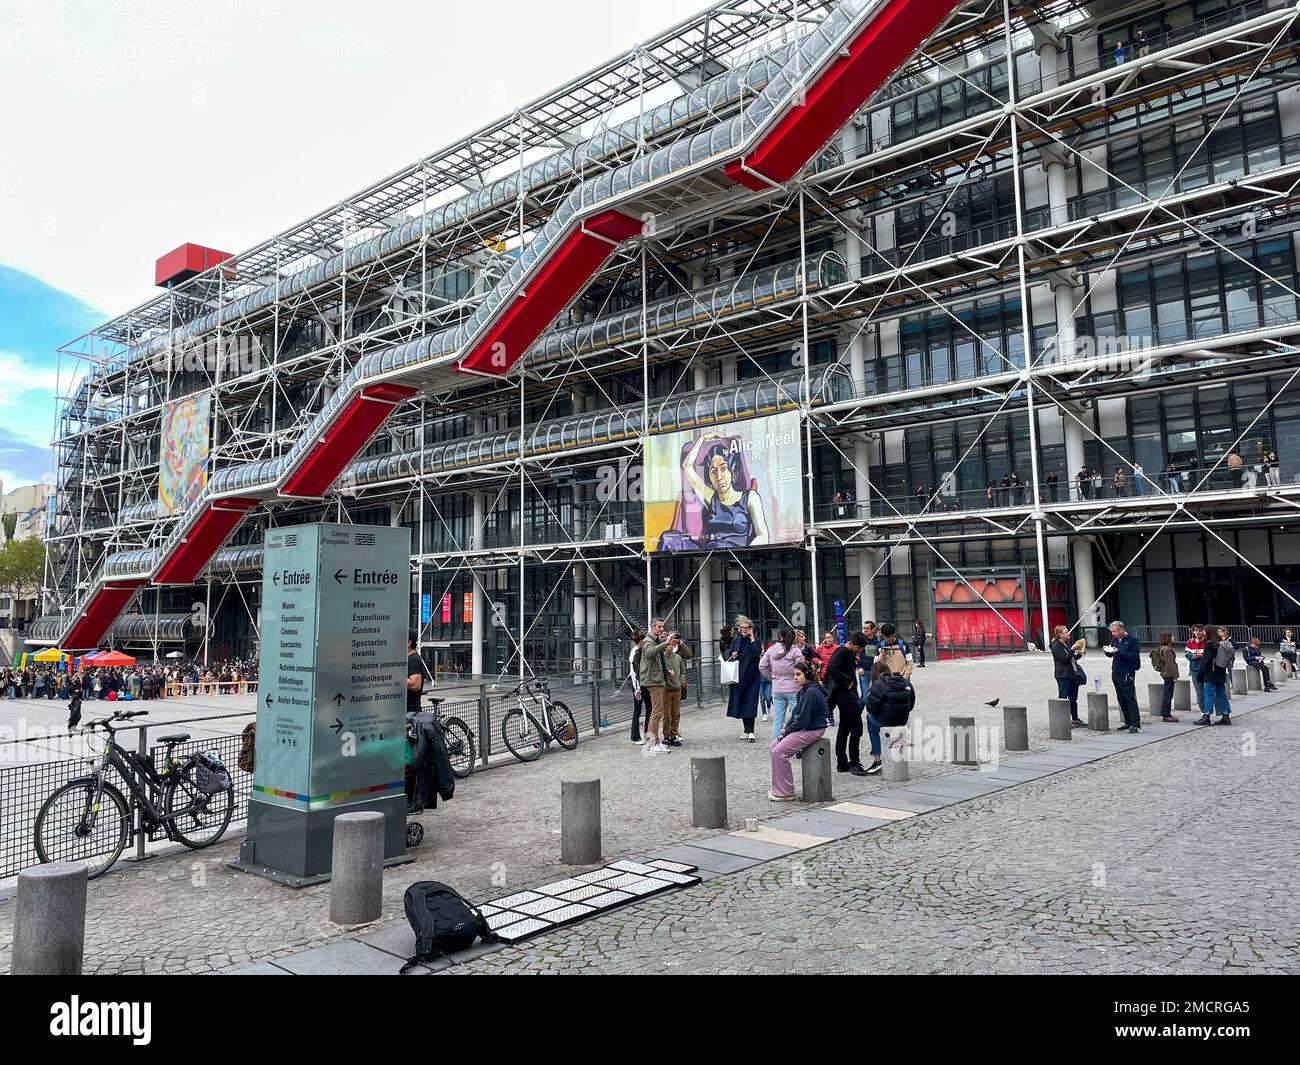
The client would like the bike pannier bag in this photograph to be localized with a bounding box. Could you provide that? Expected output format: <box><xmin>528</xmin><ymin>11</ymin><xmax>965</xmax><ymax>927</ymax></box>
<box><xmin>193</xmin><ymin>750</ymin><xmax>232</xmax><ymax>794</ymax></box>
<box><xmin>400</xmin><ymin>880</ymin><xmax>496</xmax><ymax>973</ymax></box>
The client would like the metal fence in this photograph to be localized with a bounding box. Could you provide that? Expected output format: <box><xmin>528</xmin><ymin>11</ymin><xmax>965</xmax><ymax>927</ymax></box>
<box><xmin>0</xmin><ymin>668</ymin><xmax>733</xmax><ymax>882</ymax></box>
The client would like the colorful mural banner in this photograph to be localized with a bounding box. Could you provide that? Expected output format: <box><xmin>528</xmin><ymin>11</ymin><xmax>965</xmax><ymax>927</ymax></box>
<box><xmin>158</xmin><ymin>395</ymin><xmax>211</xmax><ymax>515</ymax></box>
<box><xmin>643</xmin><ymin>410</ymin><xmax>804</xmax><ymax>553</ymax></box>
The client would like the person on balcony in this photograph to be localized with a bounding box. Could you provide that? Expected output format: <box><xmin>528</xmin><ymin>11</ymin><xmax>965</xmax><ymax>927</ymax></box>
<box><xmin>1113</xmin><ymin>467</ymin><xmax>1128</xmax><ymax>497</ymax></box>
<box><xmin>1165</xmin><ymin>462</ymin><xmax>1182</xmax><ymax>493</ymax></box>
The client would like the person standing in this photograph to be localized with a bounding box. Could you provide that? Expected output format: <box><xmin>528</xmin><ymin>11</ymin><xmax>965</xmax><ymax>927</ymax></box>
<box><xmin>628</xmin><ymin>629</ymin><xmax>651</xmax><ymax>744</ymax></box>
<box><xmin>768</xmin><ymin>662</ymin><xmax>830</xmax><ymax>802</ymax></box>
<box><xmin>1227</xmin><ymin>450</ymin><xmax>1243</xmax><ymax>489</ymax></box>
<box><xmin>1153</xmin><ymin>632</ymin><xmax>1180</xmax><ymax>721</ymax></box>
<box><xmin>1185</xmin><ymin>624</ymin><xmax>1208</xmax><ymax>714</ymax></box>
<box><xmin>813</xmin><ymin>630</ymin><xmax>838</xmax><ymax>677</ymax></box>
<box><xmin>1051</xmin><ymin>625</ymin><xmax>1086</xmax><ymax>727</ymax></box>
<box><xmin>829</xmin><ymin>632</ymin><xmax>869</xmax><ymax>775</ymax></box>
<box><xmin>1046</xmin><ymin>471</ymin><xmax>1058</xmax><ymax>502</ymax></box>
<box><xmin>1114</xmin><ymin>39</ymin><xmax>1126</xmax><ymax>64</ymax></box>
<box><xmin>1242</xmin><ymin>637</ymin><xmax>1278</xmax><ymax>692</ymax></box>
<box><xmin>660</xmin><ymin>632</ymin><xmax>693</xmax><ymax>747</ymax></box>
<box><xmin>1280</xmin><ymin>627</ymin><xmax>1297</xmax><ymax>676</ymax></box>
<box><xmin>1136</xmin><ymin>28</ymin><xmax>1150</xmax><ymax>57</ymax></box>
<box><xmin>1133</xmin><ymin>462</ymin><xmax>1146</xmax><ymax>496</ymax></box>
<box><xmin>725</xmin><ymin>616</ymin><xmax>762</xmax><ymax>742</ymax></box>
<box><xmin>1075</xmin><ymin>467</ymin><xmax>1089</xmax><ymax>500</ymax></box>
<box><xmin>1165</xmin><ymin>462</ymin><xmax>1181</xmax><ymax>494</ymax></box>
<box><xmin>1113</xmin><ymin>467</ymin><xmax>1128</xmax><ymax>497</ymax></box>
<box><xmin>862</xmin><ymin>658</ymin><xmax>916</xmax><ymax>775</ymax></box>
<box><xmin>639</xmin><ymin>617</ymin><xmax>674</xmax><ymax>754</ymax></box>
<box><xmin>861</xmin><ymin>621</ymin><xmax>881</xmax><ymax>672</ymax></box>
<box><xmin>1105</xmin><ymin>620</ymin><xmax>1142</xmax><ymax>732</ymax></box>
<box><xmin>912</xmin><ymin>619</ymin><xmax>928</xmax><ymax>668</ymax></box>
<box><xmin>878</xmin><ymin>623</ymin><xmax>914</xmax><ymax>678</ymax></box>
<box><xmin>1195</xmin><ymin>628</ymin><xmax>1232</xmax><ymax>725</ymax></box>
<box><xmin>1266</xmin><ymin>450</ymin><xmax>1281</xmax><ymax>487</ymax></box>
<box><xmin>759</xmin><ymin>626</ymin><xmax>803</xmax><ymax>740</ymax></box>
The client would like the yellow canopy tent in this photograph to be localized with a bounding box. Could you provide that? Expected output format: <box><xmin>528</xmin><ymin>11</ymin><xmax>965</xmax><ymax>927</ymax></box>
<box><xmin>32</xmin><ymin>647</ymin><xmax>65</xmax><ymax>663</ymax></box>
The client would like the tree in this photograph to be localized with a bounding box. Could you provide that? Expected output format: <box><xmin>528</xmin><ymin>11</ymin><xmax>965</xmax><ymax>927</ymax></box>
<box><xmin>0</xmin><ymin>537</ymin><xmax>46</xmax><ymax>604</ymax></box>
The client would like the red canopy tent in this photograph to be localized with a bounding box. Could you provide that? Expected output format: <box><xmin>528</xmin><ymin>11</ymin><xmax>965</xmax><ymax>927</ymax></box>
<box><xmin>84</xmin><ymin>650</ymin><xmax>136</xmax><ymax>667</ymax></box>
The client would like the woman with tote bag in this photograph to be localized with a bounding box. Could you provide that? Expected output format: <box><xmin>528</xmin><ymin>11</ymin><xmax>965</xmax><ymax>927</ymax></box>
<box><xmin>725</xmin><ymin>616</ymin><xmax>762</xmax><ymax>741</ymax></box>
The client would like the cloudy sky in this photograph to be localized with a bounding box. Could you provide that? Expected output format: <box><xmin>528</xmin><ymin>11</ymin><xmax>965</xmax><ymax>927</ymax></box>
<box><xmin>0</xmin><ymin>0</ymin><xmax>704</xmax><ymax>488</ymax></box>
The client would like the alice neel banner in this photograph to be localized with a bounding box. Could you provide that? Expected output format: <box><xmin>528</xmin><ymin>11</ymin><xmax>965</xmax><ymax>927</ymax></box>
<box><xmin>644</xmin><ymin>410</ymin><xmax>804</xmax><ymax>553</ymax></box>
<box><xmin>158</xmin><ymin>395</ymin><xmax>211</xmax><ymax>515</ymax></box>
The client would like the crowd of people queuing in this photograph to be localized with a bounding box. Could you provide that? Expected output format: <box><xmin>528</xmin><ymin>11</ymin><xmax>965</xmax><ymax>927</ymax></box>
<box><xmin>626</xmin><ymin>615</ymin><xmax>927</xmax><ymax>801</ymax></box>
<box><xmin>0</xmin><ymin>659</ymin><xmax>258</xmax><ymax>706</ymax></box>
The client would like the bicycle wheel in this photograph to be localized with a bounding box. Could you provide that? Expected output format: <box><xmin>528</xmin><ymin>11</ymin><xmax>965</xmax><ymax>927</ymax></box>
<box><xmin>34</xmin><ymin>780</ymin><xmax>130</xmax><ymax>880</ymax></box>
<box><xmin>442</xmin><ymin>716</ymin><xmax>476</xmax><ymax>778</ymax></box>
<box><xmin>163</xmin><ymin>765</ymin><xmax>234</xmax><ymax>848</ymax></box>
<box><xmin>501</xmin><ymin>708</ymin><xmax>545</xmax><ymax>763</ymax></box>
<box><xmin>548</xmin><ymin>700</ymin><xmax>579</xmax><ymax>751</ymax></box>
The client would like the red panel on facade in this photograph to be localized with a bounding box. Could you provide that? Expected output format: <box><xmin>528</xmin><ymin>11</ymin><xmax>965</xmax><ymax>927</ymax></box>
<box><xmin>279</xmin><ymin>384</ymin><xmax>416</xmax><ymax>498</ymax></box>
<box><xmin>459</xmin><ymin>211</ymin><xmax>642</xmax><ymax>374</ymax></box>
<box><xmin>155</xmin><ymin>243</ymin><xmax>234</xmax><ymax>288</ymax></box>
<box><xmin>153</xmin><ymin>497</ymin><xmax>261</xmax><ymax>585</ymax></box>
<box><xmin>63</xmin><ymin>582</ymin><xmax>146</xmax><ymax>651</ymax></box>
<box><xmin>725</xmin><ymin>0</ymin><xmax>957</xmax><ymax>190</ymax></box>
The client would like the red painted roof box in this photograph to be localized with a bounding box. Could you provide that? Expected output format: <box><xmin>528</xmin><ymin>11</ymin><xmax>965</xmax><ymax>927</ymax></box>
<box><xmin>155</xmin><ymin>243</ymin><xmax>233</xmax><ymax>288</ymax></box>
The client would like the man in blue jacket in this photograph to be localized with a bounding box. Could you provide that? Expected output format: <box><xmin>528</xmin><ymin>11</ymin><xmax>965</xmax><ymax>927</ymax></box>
<box><xmin>1106</xmin><ymin>620</ymin><xmax>1142</xmax><ymax>733</ymax></box>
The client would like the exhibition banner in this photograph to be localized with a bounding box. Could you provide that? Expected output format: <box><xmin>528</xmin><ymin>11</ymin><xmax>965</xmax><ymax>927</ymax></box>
<box><xmin>643</xmin><ymin>410</ymin><xmax>803</xmax><ymax>552</ymax></box>
<box><xmin>158</xmin><ymin>395</ymin><xmax>211</xmax><ymax>515</ymax></box>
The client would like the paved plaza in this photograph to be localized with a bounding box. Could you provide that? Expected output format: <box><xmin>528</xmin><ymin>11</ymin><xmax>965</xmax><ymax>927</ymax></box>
<box><xmin>0</xmin><ymin>652</ymin><xmax>1295</xmax><ymax>975</ymax></box>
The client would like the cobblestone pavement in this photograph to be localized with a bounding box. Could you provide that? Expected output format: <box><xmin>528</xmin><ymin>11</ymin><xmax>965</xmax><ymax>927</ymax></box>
<box><xmin>0</xmin><ymin>652</ymin><xmax>1291</xmax><ymax>974</ymax></box>
<box><xmin>452</xmin><ymin>699</ymin><xmax>1300</xmax><ymax>975</ymax></box>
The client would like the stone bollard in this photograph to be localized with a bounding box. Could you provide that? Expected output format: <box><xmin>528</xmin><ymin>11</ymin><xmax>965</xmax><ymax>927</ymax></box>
<box><xmin>1274</xmin><ymin>660</ymin><xmax>1288</xmax><ymax>685</ymax></box>
<box><xmin>561</xmin><ymin>779</ymin><xmax>602</xmax><ymax>865</ymax></box>
<box><xmin>12</xmin><ymin>862</ymin><xmax>87</xmax><ymax>975</ymax></box>
<box><xmin>1231</xmin><ymin>668</ymin><xmax>1248</xmax><ymax>697</ymax></box>
<box><xmin>1174</xmin><ymin>679</ymin><xmax>1191</xmax><ymax>711</ymax></box>
<box><xmin>1086</xmin><ymin>692</ymin><xmax>1109</xmax><ymax>732</ymax></box>
<box><xmin>330</xmin><ymin>811</ymin><xmax>385</xmax><ymax>925</ymax></box>
<box><xmin>1147</xmin><ymin>683</ymin><xmax>1166</xmax><ymax>719</ymax></box>
<box><xmin>950</xmin><ymin>716</ymin><xmax>977</xmax><ymax>765</ymax></box>
<box><xmin>1246</xmin><ymin>666</ymin><xmax>1262</xmax><ymax>691</ymax></box>
<box><xmin>880</xmin><ymin>726</ymin><xmax>909</xmax><ymax>781</ymax></box>
<box><xmin>1002</xmin><ymin>705</ymin><xmax>1029</xmax><ymax>752</ymax></box>
<box><xmin>800</xmin><ymin>736</ymin><xmax>833</xmax><ymax>802</ymax></box>
<box><xmin>690</xmin><ymin>756</ymin><xmax>727</xmax><ymax>829</ymax></box>
<box><xmin>1048</xmin><ymin>698</ymin><xmax>1073</xmax><ymax>740</ymax></box>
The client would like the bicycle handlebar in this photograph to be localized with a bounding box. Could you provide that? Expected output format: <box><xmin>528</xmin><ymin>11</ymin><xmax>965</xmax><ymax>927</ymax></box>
<box><xmin>85</xmin><ymin>709</ymin><xmax>149</xmax><ymax>730</ymax></box>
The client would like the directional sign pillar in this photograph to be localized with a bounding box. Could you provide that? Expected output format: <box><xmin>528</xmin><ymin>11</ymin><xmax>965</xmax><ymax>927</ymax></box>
<box><xmin>235</xmin><ymin>523</ymin><xmax>411</xmax><ymax>885</ymax></box>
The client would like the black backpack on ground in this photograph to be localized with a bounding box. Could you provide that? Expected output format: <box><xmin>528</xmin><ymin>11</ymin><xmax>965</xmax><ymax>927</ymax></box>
<box><xmin>400</xmin><ymin>881</ymin><xmax>496</xmax><ymax>972</ymax></box>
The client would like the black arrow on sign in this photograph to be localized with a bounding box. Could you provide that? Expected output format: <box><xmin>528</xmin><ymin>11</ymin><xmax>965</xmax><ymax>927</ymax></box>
<box><xmin>272</xmin><ymin>571</ymin><xmax>280</xmax><ymax>585</ymax></box>
<box><xmin>331</xmin><ymin>718</ymin><xmax>344</xmax><ymax>734</ymax></box>
<box><xmin>333</xmin><ymin>569</ymin><xmax>346</xmax><ymax>584</ymax></box>
<box><xmin>265</xmin><ymin>692</ymin><xmax>273</xmax><ymax>708</ymax></box>
<box><xmin>332</xmin><ymin>692</ymin><xmax>345</xmax><ymax>706</ymax></box>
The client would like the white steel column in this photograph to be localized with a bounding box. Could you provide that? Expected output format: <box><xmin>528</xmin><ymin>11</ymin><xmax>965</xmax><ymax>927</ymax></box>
<box><xmin>697</xmin><ymin>560</ymin><xmax>713</xmax><ymax>665</ymax></box>
<box><xmin>471</xmin><ymin>490</ymin><xmax>485</xmax><ymax>676</ymax></box>
<box><xmin>1071</xmin><ymin>537</ymin><xmax>1102</xmax><ymax>647</ymax></box>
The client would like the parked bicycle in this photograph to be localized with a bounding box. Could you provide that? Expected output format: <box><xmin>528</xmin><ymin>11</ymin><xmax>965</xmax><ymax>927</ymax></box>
<box><xmin>499</xmin><ymin>677</ymin><xmax>577</xmax><ymax>763</ymax></box>
<box><xmin>422</xmin><ymin>695</ymin><xmax>476</xmax><ymax>778</ymax></box>
<box><xmin>33</xmin><ymin>709</ymin><xmax>235</xmax><ymax>879</ymax></box>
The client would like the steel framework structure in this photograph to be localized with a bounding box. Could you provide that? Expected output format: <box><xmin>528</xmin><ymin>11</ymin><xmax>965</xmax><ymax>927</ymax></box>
<box><xmin>36</xmin><ymin>0</ymin><xmax>1300</xmax><ymax>679</ymax></box>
